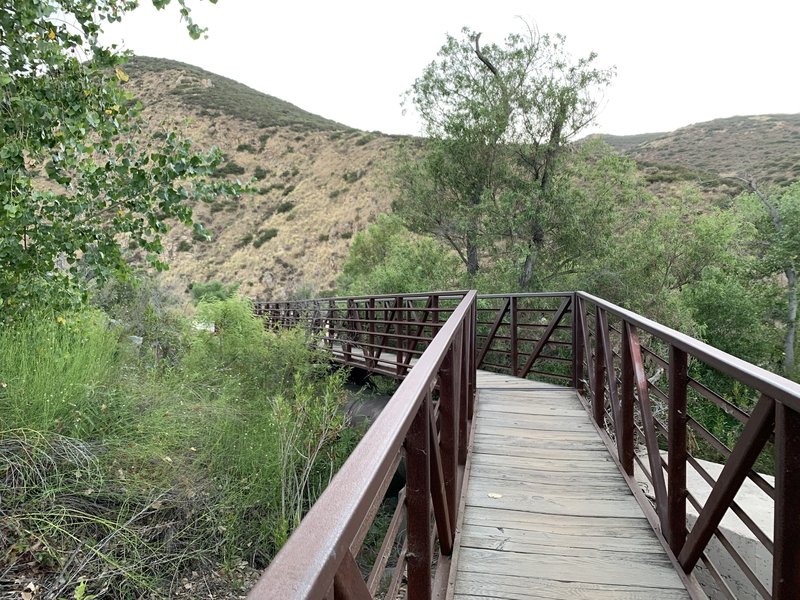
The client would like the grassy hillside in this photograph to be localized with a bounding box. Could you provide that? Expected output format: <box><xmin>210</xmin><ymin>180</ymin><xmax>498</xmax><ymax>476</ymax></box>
<box><xmin>123</xmin><ymin>57</ymin><xmax>800</xmax><ymax>301</ymax></box>
<box><xmin>602</xmin><ymin>114</ymin><xmax>800</xmax><ymax>185</ymax></box>
<box><xmin>126</xmin><ymin>56</ymin><xmax>349</xmax><ymax>132</ymax></box>
<box><xmin>123</xmin><ymin>56</ymin><xmax>408</xmax><ymax>301</ymax></box>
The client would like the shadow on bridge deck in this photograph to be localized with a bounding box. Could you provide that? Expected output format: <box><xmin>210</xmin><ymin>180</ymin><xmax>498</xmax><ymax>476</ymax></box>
<box><xmin>449</xmin><ymin>370</ymin><xmax>690</xmax><ymax>599</ymax></box>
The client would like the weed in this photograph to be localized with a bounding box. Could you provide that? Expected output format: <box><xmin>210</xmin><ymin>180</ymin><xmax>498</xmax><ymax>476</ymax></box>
<box><xmin>254</xmin><ymin>166</ymin><xmax>269</xmax><ymax>180</ymax></box>
<box><xmin>237</xmin><ymin>143</ymin><xmax>256</xmax><ymax>153</ymax></box>
<box><xmin>177</xmin><ymin>240</ymin><xmax>192</xmax><ymax>252</ymax></box>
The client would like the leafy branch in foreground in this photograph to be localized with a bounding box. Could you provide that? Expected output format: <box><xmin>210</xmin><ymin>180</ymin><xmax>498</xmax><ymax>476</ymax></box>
<box><xmin>0</xmin><ymin>0</ymin><xmax>241</xmax><ymax>316</ymax></box>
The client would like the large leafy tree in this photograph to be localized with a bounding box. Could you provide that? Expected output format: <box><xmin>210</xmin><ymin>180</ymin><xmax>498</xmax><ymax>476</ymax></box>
<box><xmin>394</xmin><ymin>25</ymin><xmax>614</xmax><ymax>285</ymax></box>
<box><xmin>737</xmin><ymin>179</ymin><xmax>800</xmax><ymax>375</ymax></box>
<box><xmin>0</xmin><ymin>0</ymin><xmax>239</xmax><ymax>315</ymax></box>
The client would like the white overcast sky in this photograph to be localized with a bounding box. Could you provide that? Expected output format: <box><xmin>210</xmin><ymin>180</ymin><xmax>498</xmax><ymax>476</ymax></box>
<box><xmin>103</xmin><ymin>0</ymin><xmax>800</xmax><ymax>137</ymax></box>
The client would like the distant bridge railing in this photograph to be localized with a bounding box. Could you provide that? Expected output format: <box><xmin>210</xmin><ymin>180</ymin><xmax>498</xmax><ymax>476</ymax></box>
<box><xmin>251</xmin><ymin>290</ymin><xmax>800</xmax><ymax>600</ymax></box>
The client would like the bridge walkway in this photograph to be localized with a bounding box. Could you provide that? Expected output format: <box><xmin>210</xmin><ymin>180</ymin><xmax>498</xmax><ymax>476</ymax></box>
<box><xmin>449</xmin><ymin>370</ymin><xmax>690</xmax><ymax>600</ymax></box>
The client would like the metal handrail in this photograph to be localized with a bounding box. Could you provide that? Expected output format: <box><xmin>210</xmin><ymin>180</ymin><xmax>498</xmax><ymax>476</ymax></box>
<box><xmin>253</xmin><ymin>289</ymin><xmax>800</xmax><ymax>600</ymax></box>
<box><xmin>248</xmin><ymin>291</ymin><xmax>477</xmax><ymax>599</ymax></box>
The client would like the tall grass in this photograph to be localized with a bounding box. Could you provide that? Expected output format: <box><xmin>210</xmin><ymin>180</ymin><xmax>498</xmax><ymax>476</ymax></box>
<box><xmin>0</xmin><ymin>296</ymin><xmax>358</xmax><ymax>597</ymax></box>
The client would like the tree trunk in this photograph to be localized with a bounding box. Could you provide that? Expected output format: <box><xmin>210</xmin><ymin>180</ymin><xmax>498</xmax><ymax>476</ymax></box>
<box><xmin>785</xmin><ymin>268</ymin><xmax>798</xmax><ymax>376</ymax></box>
<box><xmin>467</xmin><ymin>241</ymin><xmax>479</xmax><ymax>278</ymax></box>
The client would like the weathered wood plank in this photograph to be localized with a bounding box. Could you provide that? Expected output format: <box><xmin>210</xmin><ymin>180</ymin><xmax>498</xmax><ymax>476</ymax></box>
<box><xmin>460</xmin><ymin>523</ymin><xmax>670</xmax><ymax>554</ymax></box>
<box><xmin>454</xmin><ymin>572</ymin><xmax>689</xmax><ymax>600</ymax></box>
<box><xmin>456</xmin><ymin>547</ymin><xmax>685</xmax><ymax>590</ymax></box>
<box><xmin>462</xmin><ymin>506</ymin><xmax>653</xmax><ymax>536</ymax></box>
<box><xmin>465</xmin><ymin>479</ymin><xmax>641</xmax><ymax>518</ymax></box>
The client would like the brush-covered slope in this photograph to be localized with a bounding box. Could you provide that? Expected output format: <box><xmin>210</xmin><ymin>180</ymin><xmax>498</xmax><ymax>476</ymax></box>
<box><xmin>123</xmin><ymin>56</ymin><xmax>408</xmax><ymax>300</ymax></box>
<box><xmin>599</xmin><ymin>114</ymin><xmax>800</xmax><ymax>185</ymax></box>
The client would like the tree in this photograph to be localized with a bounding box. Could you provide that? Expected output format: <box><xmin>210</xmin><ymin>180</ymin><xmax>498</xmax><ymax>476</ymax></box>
<box><xmin>0</xmin><ymin>0</ymin><xmax>240</xmax><ymax>316</ymax></box>
<box><xmin>736</xmin><ymin>179</ymin><xmax>800</xmax><ymax>376</ymax></box>
<box><xmin>337</xmin><ymin>214</ymin><xmax>461</xmax><ymax>295</ymax></box>
<box><xmin>394</xmin><ymin>25</ymin><xmax>614</xmax><ymax>285</ymax></box>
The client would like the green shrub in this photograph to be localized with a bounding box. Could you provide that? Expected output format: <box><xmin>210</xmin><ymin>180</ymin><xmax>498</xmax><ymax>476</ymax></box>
<box><xmin>341</xmin><ymin>231</ymin><xmax>353</xmax><ymax>239</ymax></box>
<box><xmin>253</xmin><ymin>228</ymin><xmax>279</xmax><ymax>248</ymax></box>
<box><xmin>254</xmin><ymin>166</ymin><xmax>269</xmax><ymax>180</ymax></box>
<box><xmin>235</xmin><ymin>233</ymin><xmax>254</xmax><ymax>248</ymax></box>
<box><xmin>318</xmin><ymin>234</ymin><xmax>329</xmax><ymax>242</ymax></box>
<box><xmin>282</xmin><ymin>185</ymin><xmax>295</xmax><ymax>197</ymax></box>
<box><xmin>212</xmin><ymin>161</ymin><xmax>246</xmax><ymax>178</ymax></box>
<box><xmin>342</xmin><ymin>170</ymin><xmax>363</xmax><ymax>184</ymax></box>
<box><xmin>188</xmin><ymin>280</ymin><xmax>239</xmax><ymax>304</ymax></box>
<box><xmin>236</xmin><ymin>143</ymin><xmax>256</xmax><ymax>153</ymax></box>
<box><xmin>329</xmin><ymin>189</ymin><xmax>343</xmax><ymax>199</ymax></box>
<box><xmin>276</xmin><ymin>201</ymin><xmax>295</xmax><ymax>214</ymax></box>
<box><xmin>177</xmin><ymin>240</ymin><xmax>192</xmax><ymax>252</ymax></box>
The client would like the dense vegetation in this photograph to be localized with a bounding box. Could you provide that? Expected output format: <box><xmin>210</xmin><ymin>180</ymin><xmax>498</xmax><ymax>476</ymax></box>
<box><xmin>0</xmin><ymin>285</ymin><xmax>357</xmax><ymax>596</ymax></box>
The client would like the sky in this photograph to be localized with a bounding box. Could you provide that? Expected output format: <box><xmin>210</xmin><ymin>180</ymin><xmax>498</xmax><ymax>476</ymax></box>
<box><xmin>103</xmin><ymin>0</ymin><xmax>800</xmax><ymax>137</ymax></box>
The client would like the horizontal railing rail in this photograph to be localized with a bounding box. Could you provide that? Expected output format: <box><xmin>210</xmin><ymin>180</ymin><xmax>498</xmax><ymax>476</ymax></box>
<box><xmin>576</xmin><ymin>291</ymin><xmax>800</xmax><ymax>600</ymax></box>
<box><xmin>248</xmin><ymin>291</ymin><xmax>477</xmax><ymax>600</ymax></box>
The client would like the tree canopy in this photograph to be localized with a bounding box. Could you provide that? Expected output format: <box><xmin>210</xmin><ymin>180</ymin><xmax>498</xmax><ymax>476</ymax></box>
<box><xmin>0</xmin><ymin>0</ymin><xmax>240</xmax><ymax>315</ymax></box>
<box><xmin>394</xmin><ymin>25</ymin><xmax>614</xmax><ymax>285</ymax></box>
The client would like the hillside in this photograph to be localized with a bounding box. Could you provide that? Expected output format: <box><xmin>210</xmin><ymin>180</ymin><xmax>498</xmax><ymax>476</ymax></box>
<box><xmin>598</xmin><ymin>114</ymin><xmax>800</xmax><ymax>185</ymax></box>
<box><xmin>123</xmin><ymin>58</ymin><xmax>800</xmax><ymax>301</ymax></box>
<box><xmin>123</xmin><ymin>56</ymin><xmax>408</xmax><ymax>300</ymax></box>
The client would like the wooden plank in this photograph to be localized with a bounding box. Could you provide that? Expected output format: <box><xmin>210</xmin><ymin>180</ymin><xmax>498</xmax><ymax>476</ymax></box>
<box><xmin>474</xmin><ymin>423</ymin><xmax>599</xmax><ymax>442</ymax></box>
<box><xmin>469</xmin><ymin>451</ymin><xmax>620</xmax><ymax>473</ymax></box>
<box><xmin>456</xmin><ymin>547</ymin><xmax>686</xmax><ymax>590</ymax></box>
<box><xmin>462</xmin><ymin>506</ymin><xmax>653</xmax><ymax>535</ymax></box>
<box><xmin>465</xmin><ymin>480</ymin><xmax>642</xmax><ymax>518</ymax></box>
<box><xmin>472</xmin><ymin>432</ymin><xmax>611</xmax><ymax>450</ymax></box>
<box><xmin>460</xmin><ymin>523</ymin><xmax>670</xmax><ymax>554</ymax></box>
<box><xmin>471</xmin><ymin>439</ymin><xmax>614</xmax><ymax>460</ymax></box>
<box><xmin>454</xmin><ymin>572</ymin><xmax>689</xmax><ymax>600</ymax></box>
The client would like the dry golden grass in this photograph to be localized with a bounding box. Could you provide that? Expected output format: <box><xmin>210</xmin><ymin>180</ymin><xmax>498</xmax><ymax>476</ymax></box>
<box><xmin>124</xmin><ymin>60</ymin><xmax>408</xmax><ymax>300</ymax></box>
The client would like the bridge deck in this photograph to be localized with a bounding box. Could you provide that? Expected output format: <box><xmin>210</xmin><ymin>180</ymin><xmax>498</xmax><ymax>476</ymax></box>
<box><xmin>450</xmin><ymin>371</ymin><xmax>690</xmax><ymax>600</ymax></box>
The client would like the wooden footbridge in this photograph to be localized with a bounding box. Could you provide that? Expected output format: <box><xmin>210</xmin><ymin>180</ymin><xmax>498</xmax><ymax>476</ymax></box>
<box><xmin>248</xmin><ymin>292</ymin><xmax>800</xmax><ymax>600</ymax></box>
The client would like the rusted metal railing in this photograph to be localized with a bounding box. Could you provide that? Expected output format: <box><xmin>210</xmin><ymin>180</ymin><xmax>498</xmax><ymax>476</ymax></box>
<box><xmin>249</xmin><ymin>291</ymin><xmax>477</xmax><ymax>599</ymax></box>
<box><xmin>576</xmin><ymin>291</ymin><xmax>800</xmax><ymax>600</ymax></box>
<box><xmin>253</xmin><ymin>290</ymin><xmax>800</xmax><ymax>600</ymax></box>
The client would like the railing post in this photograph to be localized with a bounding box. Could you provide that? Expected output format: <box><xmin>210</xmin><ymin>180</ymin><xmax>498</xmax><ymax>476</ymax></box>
<box><xmin>774</xmin><ymin>401</ymin><xmax>800</xmax><ymax>599</ymax></box>
<box><xmin>510</xmin><ymin>296</ymin><xmax>518</xmax><ymax>377</ymax></box>
<box><xmin>439</xmin><ymin>340</ymin><xmax>460</xmax><ymax>532</ymax></box>
<box><xmin>406</xmin><ymin>393</ymin><xmax>432</xmax><ymax>600</ymax></box>
<box><xmin>592</xmin><ymin>305</ymin><xmax>605</xmax><ymax>426</ymax></box>
<box><xmin>668</xmin><ymin>346</ymin><xmax>688</xmax><ymax>555</ymax></box>
<box><xmin>620</xmin><ymin>322</ymin><xmax>635</xmax><ymax>475</ymax></box>
<box><xmin>572</xmin><ymin>293</ymin><xmax>584</xmax><ymax>392</ymax></box>
<box><xmin>366</xmin><ymin>298</ymin><xmax>375</xmax><ymax>368</ymax></box>
<box><xmin>395</xmin><ymin>296</ymin><xmax>404</xmax><ymax>378</ymax></box>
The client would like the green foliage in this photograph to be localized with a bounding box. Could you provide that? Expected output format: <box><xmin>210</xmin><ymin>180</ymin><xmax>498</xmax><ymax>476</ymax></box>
<box><xmin>177</xmin><ymin>239</ymin><xmax>192</xmax><ymax>252</ymax></box>
<box><xmin>253</xmin><ymin>228</ymin><xmax>279</xmax><ymax>248</ymax></box>
<box><xmin>0</xmin><ymin>1</ymin><xmax>243</xmax><ymax>317</ymax></box>
<box><xmin>254</xmin><ymin>166</ymin><xmax>269</xmax><ymax>180</ymax></box>
<box><xmin>395</xmin><ymin>25</ymin><xmax>614</xmax><ymax>283</ymax></box>
<box><xmin>0</xmin><ymin>310</ymin><xmax>122</xmax><ymax>438</ymax></box>
<box><xmin>212</xmin><ymin>161</ymin><xmax>246</xmax><ymax>177</ymax></box>
<box><xmin>337</xmin><ymin>214</ymin><xmax>461</xmax><ymax>294</ymax></box>
<box><xmin>0</xmin><ymin>295</ymin><xmax>358</xmax><ymax>595</ymax></box>
<box><xmin>276</xmin><ymin>201</ymin><xmax>295</xmax><ymax>214</ymax></box>
<box><xmin>236</xmin><ymin>143</ymin><xmax>256</xmax><ymax>153</ymax></box>
<box><xmin>343</xmin><ymin>170</ymin><xmax>364</xmax><ymax>183</ymax></box>
<box><xmin>188</xmin><ymin>280</ymin><xmax>239</xmax><ymax>304</ymax></box>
